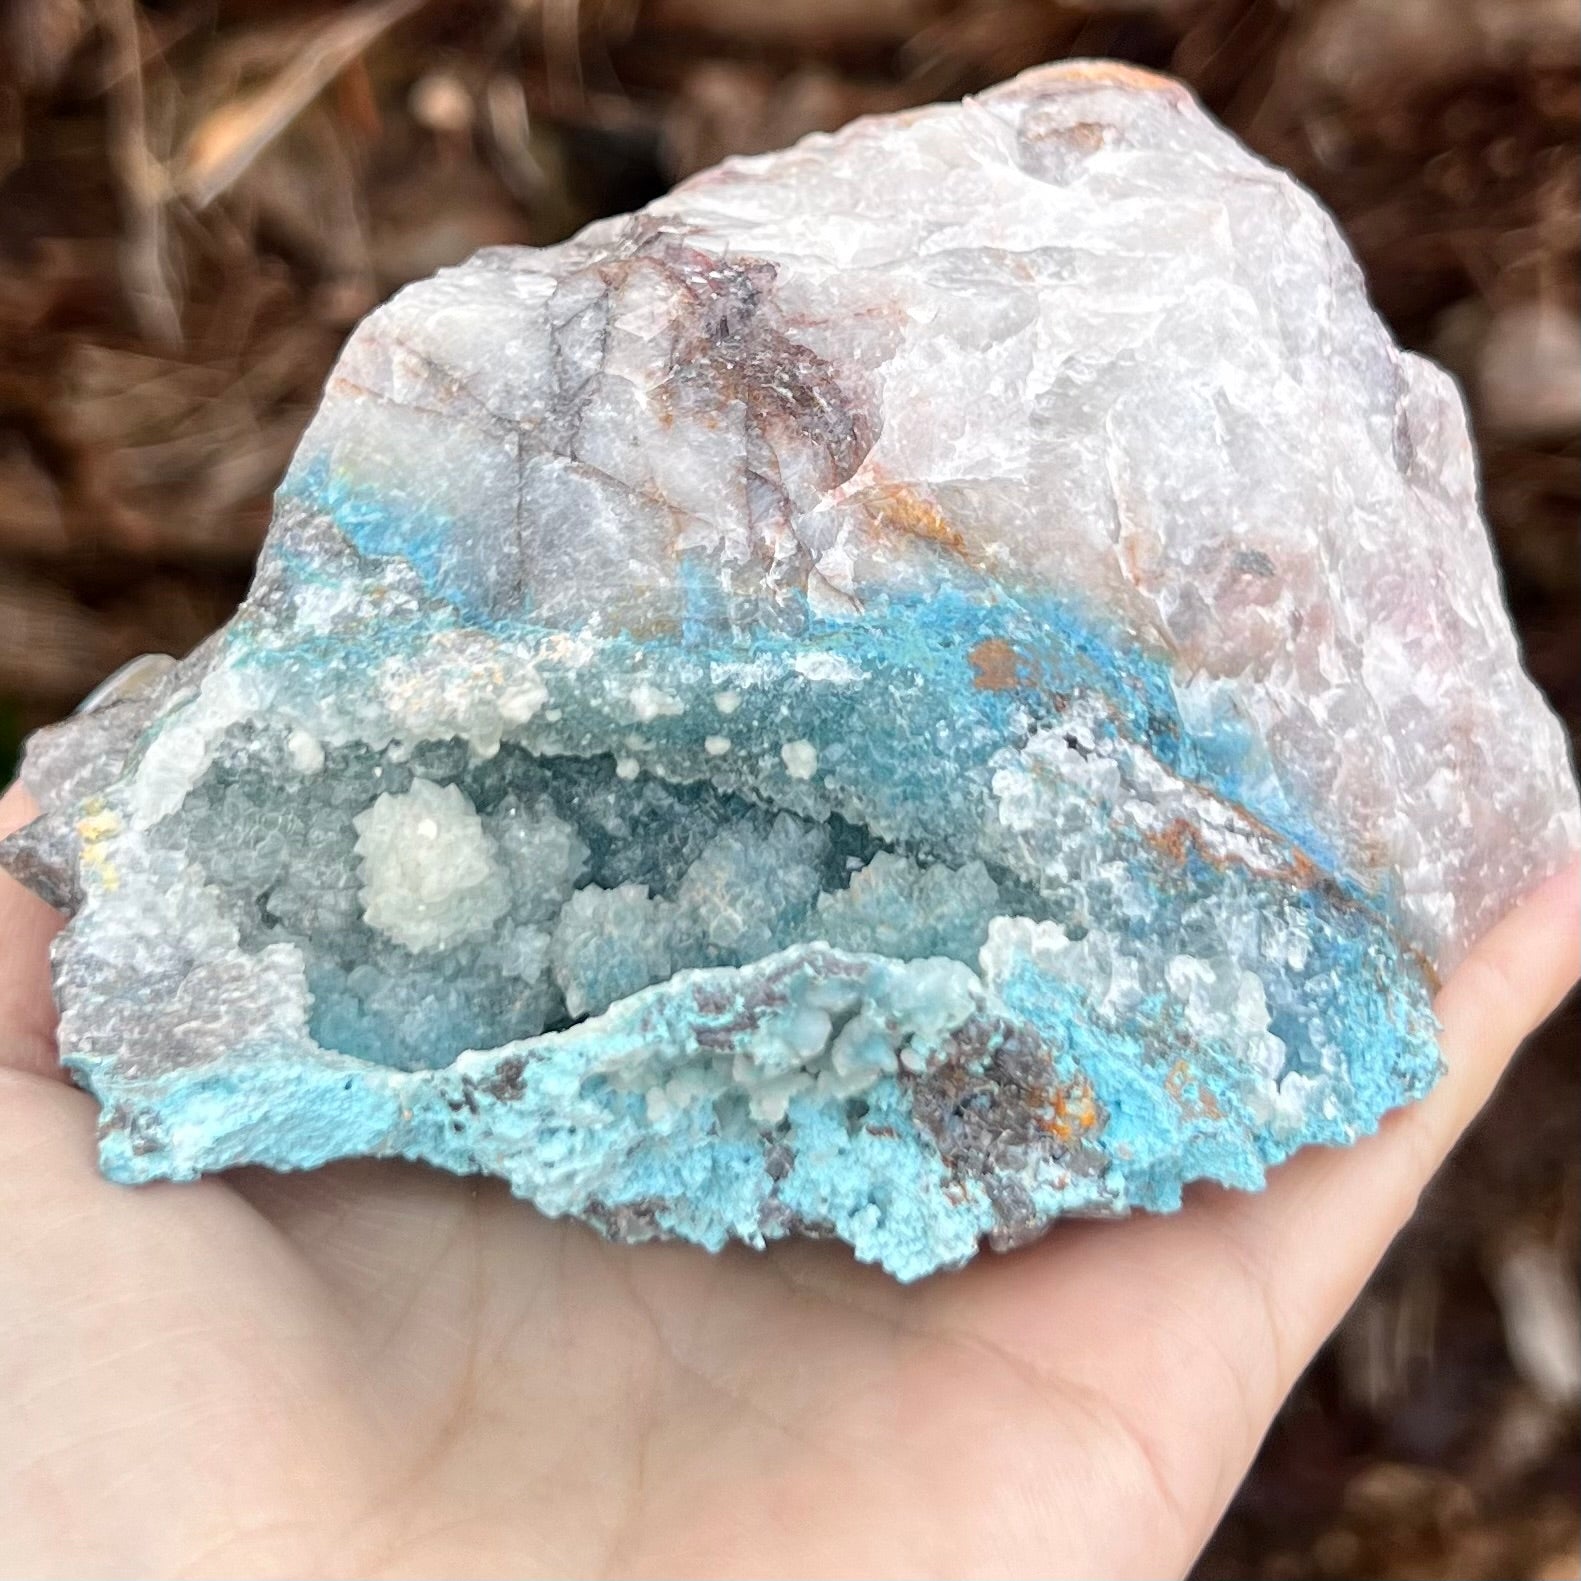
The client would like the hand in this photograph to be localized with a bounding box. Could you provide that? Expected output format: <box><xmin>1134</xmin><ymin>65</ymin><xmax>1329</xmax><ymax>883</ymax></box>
<box><xmin>1</xmin><ymin>779</ymin><xmax>1574</xmax><ymax>1580</ymax></box>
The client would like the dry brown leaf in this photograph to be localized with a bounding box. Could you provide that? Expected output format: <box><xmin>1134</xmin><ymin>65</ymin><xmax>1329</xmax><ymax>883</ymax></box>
<box><xmin>176</xmin><ymin>0</ymin><xmax>430</xmax><ymax>209</ymax></box>
<box><xmin>1</xmin><ymin>0</ymin><xmax>89</xmax><ymax>92</ymax></box>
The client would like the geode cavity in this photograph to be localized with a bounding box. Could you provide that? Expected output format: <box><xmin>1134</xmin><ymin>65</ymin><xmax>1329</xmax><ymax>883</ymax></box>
<box><xmin>5</xmin><ymin>62</ymin><xmax>1577</xmax><ymax>1279</ymax></box>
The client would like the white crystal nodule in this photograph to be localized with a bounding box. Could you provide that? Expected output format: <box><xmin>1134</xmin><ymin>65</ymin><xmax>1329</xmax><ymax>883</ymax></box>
<box><xmin>353</xmin><ymin>779</ymin><xmax>508</xmax><ymax>953</ymax></box>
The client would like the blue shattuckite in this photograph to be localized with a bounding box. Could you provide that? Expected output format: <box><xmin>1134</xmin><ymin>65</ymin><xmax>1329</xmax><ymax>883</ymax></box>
<box><xmin>3</xmin><ymin>61</ymin><xmax>1577</xmax><ymax>1280</ymax></box>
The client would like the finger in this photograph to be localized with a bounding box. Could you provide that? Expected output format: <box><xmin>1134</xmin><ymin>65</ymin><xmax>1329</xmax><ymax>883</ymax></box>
<box><xmin>1188</xmin><ymin>855</ymin><xmax>1580</xmax><ymax>1381</ymax></box>
<box><xmin>0</xmin><ymin>781</ymin><xmax>65</xmax><ymax>1080</ymax></box>
<box><xmin>0</xmin><ymin>1066</ymin><xmax>385</xmax><ymax>1579</ymax></box>
<box><xmin>1114</xmin><ymin>860</ymin><xmax>1579</xmax><ymax>1534</ymax></box>
<box><xmin>919</xmin><ymin>859</ymin><xmax>1580</xmax><ymax>1574</ymax></box>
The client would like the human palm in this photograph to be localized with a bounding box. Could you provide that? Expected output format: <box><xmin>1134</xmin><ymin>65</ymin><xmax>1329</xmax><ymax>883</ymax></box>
<box><xmin>2</xmin><ymin>781</ymin><xmax>1575</xmax><ymax>1579</ymax></box>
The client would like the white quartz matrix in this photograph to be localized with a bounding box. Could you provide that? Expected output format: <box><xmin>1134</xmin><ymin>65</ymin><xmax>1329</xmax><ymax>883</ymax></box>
<box><xmin>287</xmin><ymin>60</ymin><xmax>1580</xmax><ymax>974</ymax></box>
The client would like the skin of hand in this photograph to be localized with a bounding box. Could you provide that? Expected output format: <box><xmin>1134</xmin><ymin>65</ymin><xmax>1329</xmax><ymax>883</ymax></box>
<box><xmin>0</xmin><ymin>778</ymin><xmax>1575</xmax><ymax>1581</ymax></box>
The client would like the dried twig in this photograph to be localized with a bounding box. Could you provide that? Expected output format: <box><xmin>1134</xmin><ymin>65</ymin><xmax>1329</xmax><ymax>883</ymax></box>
<box><xmin>95</xmin><ymin>0</ymin><xmax>181</xmax><ymax>346</ymax></box>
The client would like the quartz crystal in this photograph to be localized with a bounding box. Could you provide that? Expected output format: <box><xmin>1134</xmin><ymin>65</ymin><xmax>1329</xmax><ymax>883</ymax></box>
<box><xmin>4</xmin><ymin>61</ymin><xmax>1577</xmax><ymax>1281</ymax></box>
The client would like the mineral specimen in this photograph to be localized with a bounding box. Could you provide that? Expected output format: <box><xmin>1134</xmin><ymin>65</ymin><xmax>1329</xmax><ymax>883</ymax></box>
<box><xmin>4</xmin><ymin>61</ymin><xmax>1577</xmax><ymax>1281</ymax></box>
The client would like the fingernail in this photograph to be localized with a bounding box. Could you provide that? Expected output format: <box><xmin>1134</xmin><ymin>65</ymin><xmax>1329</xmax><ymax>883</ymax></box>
<box><xmin>74</xmin><ymin>654</ymin><xmax>176</xmax><ymax>717</ymax></box>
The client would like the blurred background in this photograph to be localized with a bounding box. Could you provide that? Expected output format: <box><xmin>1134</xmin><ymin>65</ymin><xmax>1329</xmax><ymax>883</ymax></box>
<box><xmin>0</xmin><ymin>1</ymin><xmax>1576</xmax><ymax>1574</ymax></box>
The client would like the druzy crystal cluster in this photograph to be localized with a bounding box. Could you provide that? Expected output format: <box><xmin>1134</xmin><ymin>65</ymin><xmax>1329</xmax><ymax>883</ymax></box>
<box><xmin>5</xmin><ymin>62</ymin><xmax>1577</xmax><ymax>1280</ymax></box>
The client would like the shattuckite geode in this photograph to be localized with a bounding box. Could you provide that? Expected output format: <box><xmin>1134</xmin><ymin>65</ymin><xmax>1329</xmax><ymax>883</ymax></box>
<box><xmin>4</xmin><ymin>62</ymin><xmax>1578</xmax><ymax>1280</ymax></box>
